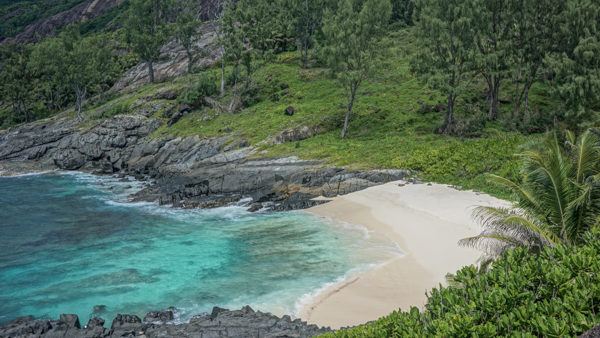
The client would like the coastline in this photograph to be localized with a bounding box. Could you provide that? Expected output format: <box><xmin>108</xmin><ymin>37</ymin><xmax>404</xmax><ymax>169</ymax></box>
<box><xmin>300</xmin><ymin>181</ymin><xmax>510</xmax><ymax>329</ymax></box>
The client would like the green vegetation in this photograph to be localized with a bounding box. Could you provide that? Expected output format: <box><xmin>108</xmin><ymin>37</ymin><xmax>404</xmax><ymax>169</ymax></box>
<box><xmin>326</xmin><ymin>228</ymin><xmax>600</xmax><ymax>337</ymax></box>
<box><xmin>1</xmin><ymin>0</ymin><xmax>600</xmax><ymax>335</ymax></box>
<box><xmin>461</xmin><ymin>129</ymin><xmax>600</xmax><ymax>267</ymax></box>
<box><xmin>320</xmin><ymin>0</ymin><xmax>392</xmax><ymax>138</ymax></box>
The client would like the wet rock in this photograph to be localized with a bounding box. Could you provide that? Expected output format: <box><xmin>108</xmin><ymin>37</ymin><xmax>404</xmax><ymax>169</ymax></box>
<box><xmin>247</xmin><ymin>203</ymin><xmax>263</xmax><ymax>212</ymax></box>
<box><xmin>59</xmin><ymin>314</ymin><xmax>81</xmax><ymax>329</ymax></box>
<box><xmin>143</xmin><ymin>310</ymin><xmax>174</xmax><ymax>323</ymax></box>
<box><xmin>0</xmin><ymin>307</ymin><xmax>331</xmax><ymax>338</ymax></box>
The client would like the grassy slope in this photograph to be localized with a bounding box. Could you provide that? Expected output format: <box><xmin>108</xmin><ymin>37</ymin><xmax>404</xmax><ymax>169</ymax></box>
<box><xmin>88</xmin><ymin>28</ymin><xmax>548</xmax><ymax>199</ymax></box>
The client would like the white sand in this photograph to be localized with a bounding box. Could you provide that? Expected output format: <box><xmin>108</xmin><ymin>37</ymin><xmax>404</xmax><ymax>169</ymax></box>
<box><xmin>299</xmin><ymin>181</ymin><xmax>509</xmax><ymax>329</ymax></box>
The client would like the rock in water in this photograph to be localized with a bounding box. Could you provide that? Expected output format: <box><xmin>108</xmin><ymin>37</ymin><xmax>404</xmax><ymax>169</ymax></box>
<box><xmin>0</xmin><ymin>307</ymin><xmax>331</xmax><ymax>337</ymax></box>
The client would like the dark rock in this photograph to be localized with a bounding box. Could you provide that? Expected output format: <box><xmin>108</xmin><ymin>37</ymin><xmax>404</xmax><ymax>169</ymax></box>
<box><xmin>247</xmin><ymin>203</ymin><xmax>263</xmax><ymax>212</ymax></box>
<box><xmin>111</xmin><ymin>314</ymin><xmax>141</xmax><ymax>329</ymax></box>
<box><xmin>86</xmin><ymin>317</ymin><xmax>105</xmax><ymax>328</ymax></box>
<box><xmin>153</xmin><ymin>90</ymin><xmax>179</xmax><ymax>101</ymax></box>
<box><xmin>168</xmin><ymin>104</ymin><xmax>192</xmax><ymax>127</ymax></box>
<box><xmin>0</xmin><ymin>307</ymin><xmax>333</xmax><ymax>337</ymax></box>
<box><xmin>284</xmin><ymin>106</ymin><xmax>295</xmax><ymax>116</ymax></box>
<box><xmin>59</xmin><ymin>314</ymin><xmax>81</xmax><ymax>329</ymax></box>
<box><xmin>144</xmin><ymin>310</ymin><xmax>174</xmax><ymax>323</ymax></box>
<box><xmin>210</xmin><ymin>306</ymin><xmax>229</xmax><ymax>319</ymax></box>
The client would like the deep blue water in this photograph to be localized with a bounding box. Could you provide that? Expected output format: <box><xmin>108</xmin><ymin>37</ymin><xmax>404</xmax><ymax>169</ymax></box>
<box><xmin>0</xmin><ymin>172</ymin><xmax>387</xmax><ymax>325</ymax></box>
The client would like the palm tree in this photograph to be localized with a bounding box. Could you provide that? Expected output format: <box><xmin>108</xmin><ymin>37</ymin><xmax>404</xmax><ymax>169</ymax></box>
<box><xmin>460</xmin><ymin>129</ymin><xmax>600</xmax><ymax>268</ymax></box>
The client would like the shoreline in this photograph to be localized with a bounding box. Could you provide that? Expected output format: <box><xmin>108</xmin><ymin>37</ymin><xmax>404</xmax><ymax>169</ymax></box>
<box><xmin>300</xmin><ymin>181</ymin><xmax>509</xmax><ymax>329</ymax></box>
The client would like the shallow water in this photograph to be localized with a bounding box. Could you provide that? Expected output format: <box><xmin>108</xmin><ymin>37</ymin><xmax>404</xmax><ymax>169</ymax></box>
<box><xmin>0</xmin><ymin>172</ymin><xmax>393</xmax><ymax>325</ymax></box>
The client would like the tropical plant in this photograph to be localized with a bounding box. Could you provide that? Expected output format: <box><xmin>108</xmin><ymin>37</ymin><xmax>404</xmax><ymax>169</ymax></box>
<box><xmin>460</xmin><ymin>129</ymin><xmax>600</xmax><ymax>267</ymax></box>
<box><xmin>327</xmin><ymin>228</ymin><xmax>600</xmax><ymax>337</ymax></box>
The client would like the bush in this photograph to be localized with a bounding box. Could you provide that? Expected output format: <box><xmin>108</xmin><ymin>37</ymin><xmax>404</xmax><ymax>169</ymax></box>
<box><xmin>325</xmin><ymin>229</ymin><xmax>600</xmax><ymax>337</ymax></box>
<box><xmin>178</xmin><ymin>75</ymin><xmax>218</xmax><ymax>108</ymax></box>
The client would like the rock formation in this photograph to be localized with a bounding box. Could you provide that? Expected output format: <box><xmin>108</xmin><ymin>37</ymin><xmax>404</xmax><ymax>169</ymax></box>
<box><xmin>0</xmin><ymin>306</ymin><xmax>330</xmax><ymax>338</ymax></box>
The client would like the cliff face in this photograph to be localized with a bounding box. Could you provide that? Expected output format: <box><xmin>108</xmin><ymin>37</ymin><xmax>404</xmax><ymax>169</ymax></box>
<box><xmin>1</xmin><ymin>0</ymin><xmax>223</xmax><ymax>44</ymax></box>
<box><xmin>1</xmin><ymin>0</ymin><xmax>124</xmax><ymax>44</ymax></box>
<box><xmin>0</xmin><ymin>108</ymin><xmax>409</xmax><ymax>211</ymax></box>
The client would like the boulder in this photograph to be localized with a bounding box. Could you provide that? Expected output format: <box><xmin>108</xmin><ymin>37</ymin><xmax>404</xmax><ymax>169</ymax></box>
<box><xmin>284</xmin><ymin>106</ymin><xmax>295</xmax><ymax>116</ymax></box>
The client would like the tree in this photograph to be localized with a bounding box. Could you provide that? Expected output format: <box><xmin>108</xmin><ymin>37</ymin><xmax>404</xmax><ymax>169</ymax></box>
<box><xmin>508</xmin><ymin>0</ymin><xmax>565</xmax><ymax>118</ymax></box>
<box><xmin>412</xmin><ymin>0</ymin><xmax>477</xmax><ymax>134</ymax></box>
<box><xmin>546</xmin><ymin>0</ymin><xmax>600</xmax><ymax>128</ymax></box>
<box><xmin>0</xmin><ymin>44</ymin><xmax>35</xmax><ymax>123</ymax></box>
<box><xmin>125</xmin><ymin>0</ymin><xmax>171</xmax><ymax>83</ymax></box>
<box><xmin>288</xmin><ymin>0</ymin><xmax>326</xmax><ymax>68</ymax></box>
<box><xmin>320</xmin><ymin>0</ymin><xmax>392</xmax><ymax>138</ymax></box>
<box><xmin>174</xmin><ymin>0</ymin><xmax>201</xmax><ymax>74</ymax></box>
<box><xmin>60</xmin><ymin>28</ymin><xmax>114</xmax><ymax>120</ymax></box>
<box><xmin>391</xmin><ymin>0</ymin><xmax>414</xmax><ymax>26</ymax></box>
<box><xmin>460</xmin><ymin>129</ymin><xmax>600</xmax><ymax>268</ymax></box>
<box><xmin>471</xmin><ymin>0</ymin><xmax>512</xmax><ymax>120</ymax></box>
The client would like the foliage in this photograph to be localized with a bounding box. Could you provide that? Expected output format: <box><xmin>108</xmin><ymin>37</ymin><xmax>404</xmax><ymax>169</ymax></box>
<box><xmin>124</xmin><ymin>0</ymin><xmax>171</xmax><ymax>83</ymax></box>
<box><xmin>173</xmin><ymin>0</ymin><xmax>202</xmax><ymax>74</ymax></box>
<box><xmin>0</xmin><ymin>44</ymin><xmax>35</xmax><ymax>124</ymax></box>
<box><xmin>287</xmin><ymin>0</ymin><xmax>328</xmax><ymax>67</ymax></box>
<box><xmin>326</xmin><ymin>229</ymin><xmax>600</xmax><ymax>337</ymax></box>
<box><xmin>60</xmin><ymin>27</ymin><xmax>115</xmax><ymax>120</ymax></box>
<box><xmin>412</xmin><ymin>0</ymin><xmax>477</xmax><ymax>134</ymax></box>
<box><xmin>390</xmin><ymin>0</ymin><xmax>414</xmax><ymax>26</ymax></box>
<box><xmin>320</xmin><ymin>0</ymin><xmax>392</xmax><ymax>138</ymax></box>
<box><xmin>178</xmin><ymin>75</ymin><xmax>218</xmax><ymax>108</ymax></box>
<box><xmin>546</xmin><ymin>0</ymin><xmax>600</xmax><ymax>129</ymax></box>
<box><xmin>461</xmin><ymin>129</ymin><xmax>600</xmax><ymax>266</ymax></box>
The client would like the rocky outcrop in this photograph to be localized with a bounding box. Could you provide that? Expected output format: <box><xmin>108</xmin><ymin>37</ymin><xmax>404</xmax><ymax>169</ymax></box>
<box><xmin>112</xmin><ymin>22</ymin><xmax>223</xmax><ymax>91</ymax></box>
<box><xmin>1</xmin><ymin>0</ymin><xmax>125</xmax><ymax>44</ymax></box>
<box><xmin>0</xmin><ymin>113</ymin><xmax>409</xmax><ymax>211</ymax></box>
<box><xmin>0</xmin><ymin>306</ymin><xmax>330</xmax><ymax>338</ymax></box>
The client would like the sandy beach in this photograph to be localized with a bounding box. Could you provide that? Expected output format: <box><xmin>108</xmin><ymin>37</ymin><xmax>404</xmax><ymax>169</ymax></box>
<box><xmin>300</xmin><ymin>181</ymin><xmax>509</xmax><ymax>329</ymax></box>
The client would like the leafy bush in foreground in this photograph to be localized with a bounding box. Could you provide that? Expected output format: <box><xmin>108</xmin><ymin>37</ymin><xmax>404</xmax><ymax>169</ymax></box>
<box><xmin>325</xmin><ymin>230</ymin><xmax>600</xmax><ymax>337</ymax></box>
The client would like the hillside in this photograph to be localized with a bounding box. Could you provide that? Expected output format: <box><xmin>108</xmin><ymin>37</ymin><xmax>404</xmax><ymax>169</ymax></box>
<box><xmin>76</xmin><ymin>28</ymin><xmax>542</xmax><ymax>198</ymax></box>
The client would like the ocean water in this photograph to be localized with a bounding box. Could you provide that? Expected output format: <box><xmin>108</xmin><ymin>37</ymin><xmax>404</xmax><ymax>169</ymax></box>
<box><xmin>0</xmin><ymin>172</ymin><xmax>393</xmax><ymax>325</ymax></box>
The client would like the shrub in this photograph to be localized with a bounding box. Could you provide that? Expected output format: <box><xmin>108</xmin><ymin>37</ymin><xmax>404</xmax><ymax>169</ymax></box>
<box><xmin>325</xmin><ymin>229</ymin><xmax>600</xmax><ymax>337</ymax></box>
<box><xmin>178</xmin><ymin>75</ymin><xmax>218</xmax><ymax>108</ymax></box>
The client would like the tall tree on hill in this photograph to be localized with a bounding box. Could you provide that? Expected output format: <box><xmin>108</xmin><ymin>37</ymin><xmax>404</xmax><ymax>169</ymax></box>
<box><xmin>472</xmin><ymin>0</ymin><xmax>512</xmax><ymax>121</ymax></box>
<box><xmin>320</xmin><ymin>0</ymin><xmax>392</xmax><ymax>138</ymax></box>
<box><xmin>61</xmin><ymin>27</ymin><xmax>114</xmax><ymax>120</ymax></box>
<box><xmin>288</xmin><ymin>0</ymin><xmax>326</xmax><ymax>68</ymax></box>
<box><xmin>174</xmin><ymin>0</ymin><xmax>202</xmax><ymax>74</ymax></box>
<box><xmin>546</xmin><ymin>0</ymin><xmax>600</xmax><ymax>128</ymax></box>
<box><xmin>125</xmin><ymin>0</ymin><xmax>171</xmax><ymax>83</ymax></box>
<box><xmin>0</xmin><ymin>45</ymin><xmax>35</xmax><ymax>123</ymax></box>
<box><xmin>508</xmin><ymin>0</ymin><xmax>565</xmax><ymax>118</ymax></box>
<box><xmin>412</xmin><ymin>0</ymin><xmax>477</xmax><ymax>134</ymax></box>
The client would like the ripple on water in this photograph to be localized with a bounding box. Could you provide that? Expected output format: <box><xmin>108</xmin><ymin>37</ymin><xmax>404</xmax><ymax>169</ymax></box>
<box><xmin>0</xmin><ymin>172</ymin><xmax>398</xmax><ymax>324</ymax></box>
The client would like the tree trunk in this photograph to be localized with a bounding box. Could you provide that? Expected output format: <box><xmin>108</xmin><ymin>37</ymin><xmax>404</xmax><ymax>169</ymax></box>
<box><xmin>147</xmin><ymin>61</ymin><xmax>155</xmax><ymax>83</ymax></box>
<box><xmin>341</xmin><ymin>83</ymin><xmax>358</xmax><ymax>139</ymax></box>
<box><xmin>301</xmin><ymin>39</ymin><xmax>308</xmax><ymax>68</ymax></box>
<box><xmin>75</xmin><ymin>86</ymin><xmax>86</xmax><ymax>121</ymax></box>
<box><xmin>488</xmin><ymin>76</ymin><xmax>501</xmax><ymax>120</ymax></box>
<box><xmin>220</xmin><ymin>58</ymin><xmax>225</xmax><ymax>96</ymax></box>
<box><xmin>441</xmin><ymin>94</ymin><xmax>455</xmax><ymax>134</ymax></box>
<box><xmin>186</xmin><ymin>48</ymin><xmax>194</xmax><ymax>74</ymax></box>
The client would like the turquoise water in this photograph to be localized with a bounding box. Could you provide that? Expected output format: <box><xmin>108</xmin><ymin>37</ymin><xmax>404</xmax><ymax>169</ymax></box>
<box><xmin>0</xmin><ymin>172</ymin><xmax>389</xmax><ymax>325</ymax></box>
